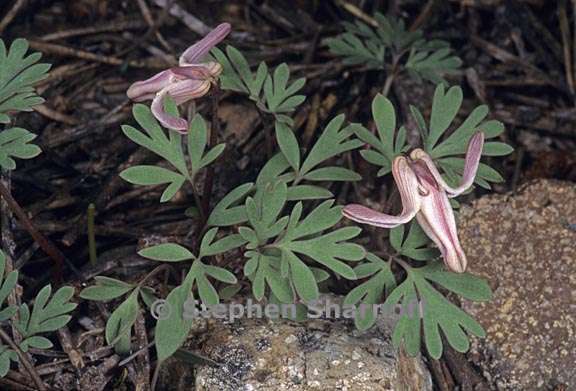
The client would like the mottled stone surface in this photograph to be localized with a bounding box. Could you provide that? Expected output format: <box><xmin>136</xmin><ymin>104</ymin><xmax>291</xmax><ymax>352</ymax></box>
<box><xmin>192</xmin><ymin>314</ymin><xmax>432</xmax><ymax>391</ymax></box>
<box><xmin>458</xmin><ymin>179</ymin><xmax>576</xmax><ymax>390</ymax></box>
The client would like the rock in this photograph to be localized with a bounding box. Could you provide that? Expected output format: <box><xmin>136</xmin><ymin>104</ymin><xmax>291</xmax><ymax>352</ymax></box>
<box><xmin>458</xmin><ymin>179</ymin><xmax>576</xmax><ymax>390</ymax></box>
<box><xmin>160</xmin><ymin>295</ymin><xmax>432</xmax><ymax>391</ymax></box>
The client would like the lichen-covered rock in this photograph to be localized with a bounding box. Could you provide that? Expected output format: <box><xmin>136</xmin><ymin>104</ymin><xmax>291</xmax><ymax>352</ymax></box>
<box><xmin>458</xmin><ymin>179</ymin><xmax>576</xmax><ymax>390</ymax></box>
<box><xmin>163</xmin><ymin>296</ymin><xmax>432</xmax><ymax>391</ymax></box>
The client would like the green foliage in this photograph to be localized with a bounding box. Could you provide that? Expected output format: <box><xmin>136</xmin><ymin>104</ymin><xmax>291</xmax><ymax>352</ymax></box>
<box><xmin>326</xmin><ymin>13</ymin><xmax>461</xmax><ymax>85</ymax></box>
<box><xmin>354</xmin><ymin>94</ymin><xmax>408</xmax><ymax>176</ymax></box>
<box><xmin>0</xmin><ymin>251</ymin><xmax>76</xmax><ymax>375</ymax></box>
<box><xmin>240</xmin><ymin>192</ymin><xmax>365</xmax><ymax>303</ymax></box>
<box><xmin>0</xmin><ymin>251</ymin><xmax>18</xmax><ymax>323</ymax></box>
<box><xmin>79</xmin><ymin>277</ymin><xmax>134</xmax><ymax>301</ymax></box>
<box><xmin>0</xmin><ymin>38</ymin><xmax>50</xmax><ymax>123</ymax></box>
<box><xmin>343</xmin><ymin>253</ymin><xmax>396</xmax><ymax>330</ymax></box>
<box><xmin>0</xmin><ymin>127</ymin><xmax>42</xmax><ymax>170</ymax></box>
<box><xmin>14</xmin><ymin>285</ymin><xmax>77</xmax><ymax>347</ymax></box>
<box><xmin>0</xmin><ymin>38</ymin><xmax>49</xmax><ymax>171</ymax></box>
<box><xmin>390</xmin><ymin>221</ymin><xmax>438</xmax><ymax>261</ymax></box>
<box><xmin>210</xmin><ymin>46</ymin><xmax>305</xmax><ymax>126</ymax></box>
<box><xmin>112</xmin><ymin>40</ymin><xmax>505</xmax><ymax>366</ymax></box>
<box><xmin>82</xmin><ymin>228</ymin><xmax>243</xmax><ymax>356</ymax></box>
<box><xmin>385</xmin><ymin>261</ymin><xmax>491</xmax><ymax>359</ymax></box>
<box><xmin>418</xmin><ymin>84</ymin><xmax>512</xmax><ymax>189</ymax></box>
<box><xmin>357</xmin><ymin>86</ymin><xmax>512</xmax><ymax>189</ymax></box>
<box><xmin>121</xmin><ymin>103</ymin><xmax>225</xmax><ymax>202</ymax></box>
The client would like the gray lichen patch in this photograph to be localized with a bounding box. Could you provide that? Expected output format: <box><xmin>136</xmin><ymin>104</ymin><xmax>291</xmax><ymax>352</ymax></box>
<box><xmin>188</xmin><ymin>302</ymin><xmax>432</xmax><ymax>391</ymax></box>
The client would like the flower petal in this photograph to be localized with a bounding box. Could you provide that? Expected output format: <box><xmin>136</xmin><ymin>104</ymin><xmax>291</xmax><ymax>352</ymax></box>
<box><xmin>343</xmin><ymin>156</ymin><xmax>421</xmax><ymax>228</ymax></box>
<box><xmin>179</xmin><ymin>23</ymin><xmax>231</xmax><ymax>66</ymax></box>
<box><xmin>417</xmin><ymin>188</ymin><xmax>467</xmax><ymax>273</ymax></box>
<box><xmin>410</xmin><ymin>131</ymin><xmax>484</xmax><ymax>198</ymax></box>
<box><xmin>126</xmin><ymin>70</ymin><xmax>172</xmax><ymax>102</ymax></box>
<box><xmin>151</xmin><ymin>89</ymin><xmax>188</xmax><ymax>132</ymax></box>
<box><xmin>170</xmin><ymin>65</ymin><xmax>214</xmax><ymax>80</ymax></box>
<box><xmin>166</xmin><ymin>79</ymin><xmax>211</xmax><ymax>104</ymax></box>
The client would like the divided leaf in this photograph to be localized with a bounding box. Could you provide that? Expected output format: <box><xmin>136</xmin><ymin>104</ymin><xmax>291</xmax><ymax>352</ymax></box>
<box><xmin>344</xmin><ymin>253</ymin><xmax>396</xmax><ymax>330</ymax></box>
<box><xmin>414</xmin><ymin>84</ymin><xmax>512</xmax><ymax>188</ymax></box>
<box><xmin>0</xmin><ymin>127</ymin><xmax>42</xmax><ymax>170</ymax></box>
<box><xmin>354</xmin><ymin>94</ymin><xmax>407</xmax><ymax>176</ymax></box>
<box><xmin>15</xmin><ymin>285</ymin><xmax>77</xmax><ymax>341</ymax></box>
<box><xmin>0</xmin><ymin>38</ymin><xmax>50</xmax><ymax>122</ymax></box>
<box><xmin>385</xmin><ymin>262</ymin><xmax>491</xmax><ymax>359</ymax></box>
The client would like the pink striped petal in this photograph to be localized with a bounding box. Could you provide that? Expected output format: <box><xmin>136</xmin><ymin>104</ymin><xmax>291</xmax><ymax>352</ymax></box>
<box><xmin>343</xmin><ymin>156</ymin><xmax>421</xmax><ymax>228</ymax></box>
<box><xmin>170</xmin><ymin>64</ymin><xmax>213</xmax><ymax>80</ymax></box>
<box><xmin>179</xmin><ymin>23</ymin><xmax>231</xmax><ymax>66</ymax></box>
<box><xmin>151</xmin><ymin>90</ymin><xmax>188</xmax><ymax>132</ymax></box>
<box><xmin>126</xmin><ymin>70</ymin><xmax>172</xmax><ymax>102</ymax></box>
<box><xmin>410</xmin><ymin>131</ymin><xmax>484</xmax><ymax>198</ymax></box>
<box><xmin>417</xmin><ymin>188</ymin><xmax>467</xmax><ymax>273</ymax></box>
<box><xmin>165</xmin><ymin>79</ymin><xmax>211</xmax><ymax>105</ymax></box>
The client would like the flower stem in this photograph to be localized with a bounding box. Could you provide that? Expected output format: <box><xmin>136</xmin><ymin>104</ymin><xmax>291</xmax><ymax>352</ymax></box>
<box><xmin>201</xmin><ymin>85</ymin><xmax>222</xmax><ymax>221</ymax></box>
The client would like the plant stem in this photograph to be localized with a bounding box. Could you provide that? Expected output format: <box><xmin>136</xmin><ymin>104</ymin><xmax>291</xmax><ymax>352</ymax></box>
<box><xmin>201</xmin><ymin>85</ymin><xmax>222</xmax><ymax>222</ymax></box>
<box><xmin>382</xmin><ymin>72</ymin><xmax>396</xmax><ymax>97</ymax></box>
<box><xmin>87</xmin><ymin>203</ymin><xmax>97</xmax><ymax>266</ymax></box>
<box><xmin>0</xmin><ymin>181</ymin><xmax>64</xmax><ymax>284</ymax></box>
<box><xmin>0</xmin><ymin>328</ymin><xmax>47</xmax><ymax>391</ymax></box>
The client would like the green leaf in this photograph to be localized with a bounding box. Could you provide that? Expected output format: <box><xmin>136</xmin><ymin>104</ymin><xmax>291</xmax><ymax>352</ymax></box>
<box><xmin>406</xmin><ymin>46</ymin><xmax>462</xmax><ymax>85</ymax></box>
<box><xmin>199</xmin><ymin>143</ymin><xmax>226</xmax><ymax>168</ymax></box>
<box><xmin>16</xmin><ymin>285</ymin><xmax>76</xmax><ymax>338</ymax></box>
<box><xmin>300</xmin><ymin>115</ymin><xmax>363</xmax><ymax>175</ymax></box>
<box><xmin>284</xmin><ymin>250</ymin><xmax>319</xmax><ymax>302</ymax></box>
<box><xmin>80</xmin><ymin>276</ymin><xmax>134</xmax><ymax>301</ymax></box>
<box><xmin>421</xmin><ymin>262</ymin><xmax>492</xmax><ymax>301</ymax></box>
<box><xmin>105</xmin><ymin>290</ymin><xmax>139</xmax><ymax>353</ymax></box>
<box><xmin>326</xmin><ymin>30</ymin><xmax>384</xmax><ymax>69</ymax></box>
<box><xmin>0</xmin><ymin>127</ymin><xmax>41</xmax><ymax>170</ymax></box>
<box><xmin>209</xmin><ymin>47</ymin><xmax>247</xmax><ymax>93</ymax></box>
<box><xmin>426</xmin><ymin>84</ymin><xmax>463</xmax><ymax>150</ymax></box>
<box><xmin>20</xmin><ymin>336</ymin><xmax>52</xmax><ymax>352</ymax></box>
<box><xmin>354</xmin><ymin>95</ymin><xmax>407</xmax><ymax>172</ymax></box>
<box><xmin>385</xmin><ymin>262</ymin><xmax>490</xmax><ymax>359</ymax></box>
<box><xmin>0</xmin><ymin>38</ymin><xmax>50</xmax><ymax>121</ymax></box>
<box><xmin>196</xmin><ymin>273</ymin><xmax>219</xmax><ymax>305</ymax></box>
<box><xmin>344</xmin><ymin>253</ymin><xmax>396</xmax><ymax>330</ymax></box>
<box><xmin>199</xmin><ymin>228</ymin><xmax>246</xmax><ymax>258</ymax></box>
<box><xmin>392</xmin><ymin>221</ymin><xmax>438</xmax><ymax>261</ymax></box>
<box><xmin>281</xmin><ymin>227</ymin><xmax>364</xmax><ymax>280</ymax></box>
<box><xmin>275</xmin><ymin>122</ymin><xmax>300</xmax><ymax>171</ymax></box>
<box><xmin>122</xmin><ymin>104</ymin><xmax>188</xmax><ymax>176</ymax></box>
<box><xmin>372</xmin><ymin>94</ymin><xmax>396</xmax><ymax>158</ymax></box>
<box><xmin>264</xmin><ymin>63</ymin><xmax>306</xmax><ymax>114</ymax></box>
<box><xmin>119</xmin><ymin>165</ymin><xmax>185</xmax><ymax>203</ymax></box>
<box><xmin>138</xmin><ymin>243</ymin><xmax>195</xmax><ymax>262</ymax></box>
<box><xmin>155</xmin><ymin>280</ymin><xmax>194</xmax><ymax>362</ymax></box>
<box><xmin>302</xmin><ymin>167</ymin><xmax>361</xmax><ymax>182</ymax></box>
<box><xmin>0</xmin><ymin>349</ymin><xmax>13</xmax><ymax>377</ymax></box>
<box><xmin>286</xmin><ymin>185</ymin><xmax>333</xmax><ymax>201</ymax></box>
<box><xmin>203</xmin><ymin>265</ymin><xmax>237</xmax><ymax>284</ymax></box>
<box><xmin>0</xmin><ymin>250</ymin><xmax>18</xmax><ymax>307</ymax></box>
<box><xmin>207</xmin><ymin>183</ymin><xmax>254</xmax><ymax>226</ymax></box>
<box><xmin>187</xmin><ymin>114</ymin><xmax>208</xmax><ymax>173</ymax></box>
<box><xmin>482</xmin><ymin>142</ymin><xmax>514</xmax><ymax>156</ymax></box>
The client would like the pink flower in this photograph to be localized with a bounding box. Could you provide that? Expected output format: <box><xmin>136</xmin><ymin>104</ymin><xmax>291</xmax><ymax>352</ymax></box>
<box><xmin>343</xmin><ymin>132</ymin><xmax>485</xmax><ymax>273</ymax></box>
<box><xmin>127</xmin><ymin>23</ymin><xmax>231</xmax><ymax>132</ymax></box>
